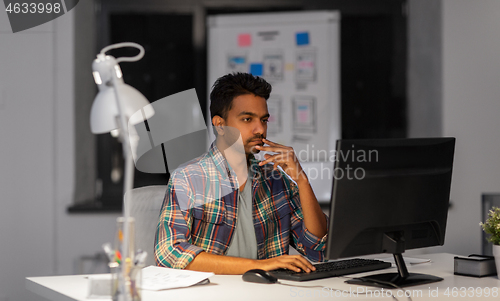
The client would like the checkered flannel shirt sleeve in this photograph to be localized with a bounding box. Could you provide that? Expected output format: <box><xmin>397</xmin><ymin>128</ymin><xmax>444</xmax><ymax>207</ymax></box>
<box><xmin>282</xmin><ymin>171</ymin><xmax>329</xmax><ymax>262</ymax></box>
<box><xmin>154</xmin><ymin>170</ymin><xmax>204</xmax><ymax>269</ymax></box>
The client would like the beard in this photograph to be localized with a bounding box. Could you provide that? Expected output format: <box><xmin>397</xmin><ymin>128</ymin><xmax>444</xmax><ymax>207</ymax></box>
<box><xmin>246</xmin><ymin>134</ymin><xmax>265</xmax><ymax>155</ymax></box>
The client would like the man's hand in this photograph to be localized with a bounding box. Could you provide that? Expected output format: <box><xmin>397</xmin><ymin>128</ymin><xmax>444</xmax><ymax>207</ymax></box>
<box><xmin>256</xmin><ymin>139</ymin><xmax>327</xmax><ymax>238</ymax></box>
<box><xmin>256</xmin><ymin>139</ymin><xmax>306</xmax><ymax>183</ymax></box>
<box><xmin>186</xmin><ymin>252</ymin><xmax>316</xmax><ymax>274</ymax></box>
<box><xmin>257</xmin><ymin>255</ymin><xmax>316</xmax><ymax>273</ymax></box>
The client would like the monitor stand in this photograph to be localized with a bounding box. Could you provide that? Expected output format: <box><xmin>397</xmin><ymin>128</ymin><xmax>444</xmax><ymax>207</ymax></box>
<box><xmin>345</xmin><ymin>253</ymin><xmax>443</xmax><ymax>288</ymax></box>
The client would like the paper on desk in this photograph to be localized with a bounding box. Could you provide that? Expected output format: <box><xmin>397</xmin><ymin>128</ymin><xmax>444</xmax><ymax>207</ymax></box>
<box><xmin>140</xmin><ymin>266</ymin><xmax>214</xmax><ymax>291</ymax></box>
<box><xmin>376</xmin><ymin>257</ymin><xmax>431</xmax><ymax>267</ymax></box>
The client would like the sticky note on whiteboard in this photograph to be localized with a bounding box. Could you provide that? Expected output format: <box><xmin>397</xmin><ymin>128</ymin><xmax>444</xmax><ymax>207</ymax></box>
<box><xmin>296</xmin><ymin>32</ymin><xmax>310</xmax><ymax>46</ymax></box>
<box><xmin>250</xmin><ymin>63</ymin><xmax>263</xmax><ymax>76</ymax></box>
<box><xmin>298</xmin><ymin>105</ymin><xmax>310</xmax><ymax>123</ymax></box>
<box><xmin>238</xmin><ymin>34</ymin><xmax>252</xmax><ymax>47</ymax></box>
<box><xmin>293</xmin><ymin>96</ymin><xmax>316</xmax><ymax>133</ymax></box>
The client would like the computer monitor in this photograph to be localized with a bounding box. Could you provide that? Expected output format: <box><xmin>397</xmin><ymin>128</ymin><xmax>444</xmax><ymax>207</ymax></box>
<box><xmin>325</xmin><ymin>137</ymin><xmax>455</xmax><ymax>288</ymax></box>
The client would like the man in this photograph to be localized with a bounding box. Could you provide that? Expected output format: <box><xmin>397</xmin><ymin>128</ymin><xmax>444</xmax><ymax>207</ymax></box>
<box><xmin>155</xmin><ymin>73</ymin><xmax>328</xmax><ymax>274</ymax></box>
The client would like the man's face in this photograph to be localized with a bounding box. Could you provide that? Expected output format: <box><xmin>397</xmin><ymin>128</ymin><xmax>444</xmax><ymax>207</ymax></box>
<box><xmin>223</xmin><ymin>94</ymin><xmax>269</xmax><ymax>156</ymax></box>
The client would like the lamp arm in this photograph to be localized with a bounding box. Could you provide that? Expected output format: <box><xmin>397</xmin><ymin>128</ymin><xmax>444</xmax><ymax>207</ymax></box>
<box><xmin>110</xmin><ymin>71</ymin><xmax>135</xmax><ymax>263</ymax></box>
<box><xmin>111</xmin><ymin>68</ymin><xmax>138</xmax><ymax>301</ymax></box>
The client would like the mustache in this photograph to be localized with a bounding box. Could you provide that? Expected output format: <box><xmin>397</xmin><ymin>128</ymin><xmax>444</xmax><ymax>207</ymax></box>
<box><xmin>246</xmin><ymin>135</ymin><xmax>265</xmax><ymax>143</ymax></box>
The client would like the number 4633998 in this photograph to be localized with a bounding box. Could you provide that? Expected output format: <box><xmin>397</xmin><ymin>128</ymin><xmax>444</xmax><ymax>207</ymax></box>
<box><xmin>5</xmin><ymin>2</ymin><xmax>62</xmax><ymax>14</ymax></box>
<box><xmin>443</xmin><ymin>287</ymin><xmax>498</xmax><ymax>298</ymax></box>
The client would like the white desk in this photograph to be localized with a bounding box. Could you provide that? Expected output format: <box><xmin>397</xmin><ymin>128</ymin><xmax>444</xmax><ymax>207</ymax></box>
<box><xmin>27</xmin><ymin>253</ymin><xmax>500</xmax><ymax>301</ymax></box>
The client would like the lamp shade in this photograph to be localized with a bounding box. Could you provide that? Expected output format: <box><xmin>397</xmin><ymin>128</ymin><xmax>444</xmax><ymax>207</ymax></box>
<box><xmin>90</xmin><ymin>51</ymin><xmax>153</xmax><ymax>134</ymax></box>
<box><xmin>90</xmin><ymin>82</ymin><xmax>154</xmax><ymax>134</ymax></box>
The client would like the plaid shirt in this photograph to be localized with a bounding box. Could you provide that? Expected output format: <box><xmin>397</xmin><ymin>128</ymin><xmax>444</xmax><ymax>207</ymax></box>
<box><xmin>155</xmin><ymin>143</ymin><xmax>328</xmax><ymax>269</ymax></box>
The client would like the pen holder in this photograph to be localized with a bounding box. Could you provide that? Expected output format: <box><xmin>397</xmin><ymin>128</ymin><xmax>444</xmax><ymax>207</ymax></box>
<box><xmin>110</xmin><ymin>261</ymin><xmax>143</xmax><ymax>301</ymax></box>
<box><xmin>110</xmin><ymin>217</ymin><xmax>142</xmax><ymax>301</ymax></box>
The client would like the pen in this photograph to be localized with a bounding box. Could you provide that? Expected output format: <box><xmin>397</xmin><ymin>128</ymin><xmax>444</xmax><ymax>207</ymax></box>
<box><xmin>102</xmin><ymin>243</ymin><xmax>114</xmax><ymax>262</ymax></box>
<box><xmin>114</xmin><ymin>250</ymin><xmax>122</xmax><ymax>264</ymax></box>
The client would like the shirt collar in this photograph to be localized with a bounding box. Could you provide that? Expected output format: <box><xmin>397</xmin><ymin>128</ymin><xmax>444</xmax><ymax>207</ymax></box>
<box><xmin>209</xmin><ymin>142</ymin><xmax>230</xmax><ymax>178</ymax></box>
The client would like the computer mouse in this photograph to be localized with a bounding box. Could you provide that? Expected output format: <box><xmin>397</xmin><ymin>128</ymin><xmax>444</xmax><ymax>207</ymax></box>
<box><xmin>242</xmin><ymin>269</ymin><xmax>278</xmax><ymax>284</ymax></box>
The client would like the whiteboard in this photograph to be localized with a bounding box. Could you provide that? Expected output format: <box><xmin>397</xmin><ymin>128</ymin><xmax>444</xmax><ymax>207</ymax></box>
<box><xmin>207</xmin><ymin>11</ymin><xmax>340</xmax><ymax>202</ymax></box>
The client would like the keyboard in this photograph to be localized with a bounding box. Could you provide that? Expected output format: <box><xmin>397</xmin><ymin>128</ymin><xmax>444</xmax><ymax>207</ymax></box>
<box><xmin>269</xmin><ymin>258</ymin><xmax>392</xmax><ymax>281</ymax></box>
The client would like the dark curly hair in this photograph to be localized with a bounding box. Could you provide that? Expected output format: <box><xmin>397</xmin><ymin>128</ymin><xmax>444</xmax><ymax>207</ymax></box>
<box><xmin>210</xmin><ymin>73</ymin><xmax>272</xmax><ymax>124</ymax></box>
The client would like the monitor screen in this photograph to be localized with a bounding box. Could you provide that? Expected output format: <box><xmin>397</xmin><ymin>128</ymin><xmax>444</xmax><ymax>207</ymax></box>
<box><xmin>325</xmin><ymin>137</ymin><xmax>455</xmax><ymax>287</ymax></box>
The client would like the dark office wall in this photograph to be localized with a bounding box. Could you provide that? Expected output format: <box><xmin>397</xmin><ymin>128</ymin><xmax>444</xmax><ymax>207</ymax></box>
<box><xmin>95</xmin><ymin>14</ymin><xmax>194</xmax><ymax>207</ymax></box>
<box><xmin>306</xmin><ymin>0</ymin><xmax>408</xmax><ymax>139</ymax></box>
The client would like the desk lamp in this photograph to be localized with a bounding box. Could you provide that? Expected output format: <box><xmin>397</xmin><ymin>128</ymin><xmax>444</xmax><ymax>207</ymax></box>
<box><xmin>90</xmin><ymin>42</ymin><xmax>154</xmax><ymax>300</ymax></box>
